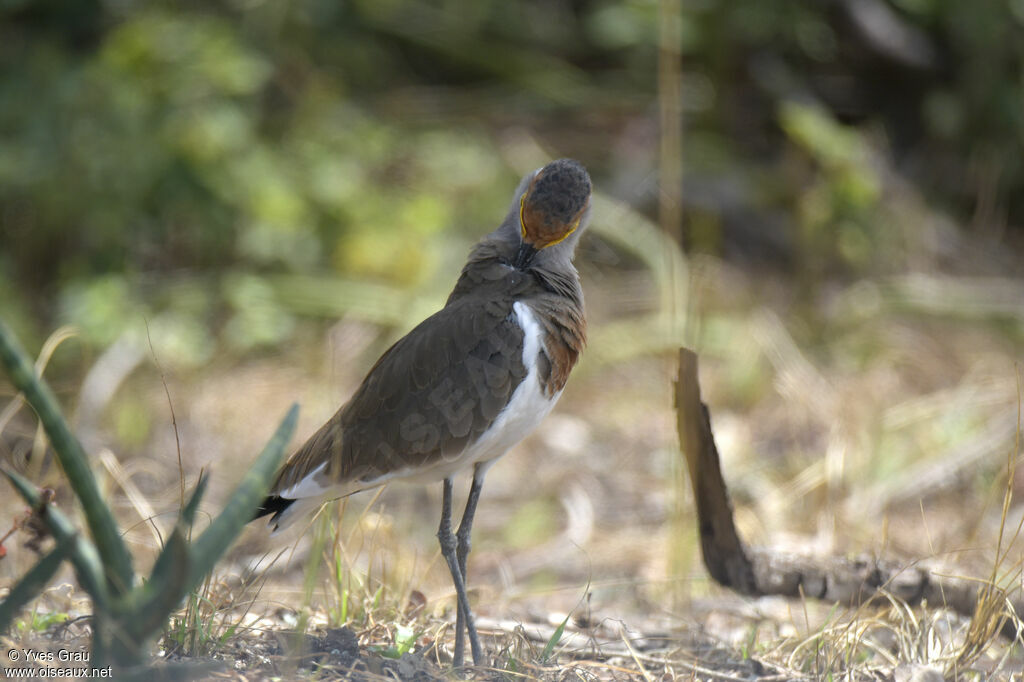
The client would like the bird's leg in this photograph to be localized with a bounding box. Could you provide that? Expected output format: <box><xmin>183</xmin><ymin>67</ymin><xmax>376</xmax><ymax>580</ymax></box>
<box><xmin>438</xmin><ymin>477</ymin><xmax>484</xmax><ymax>668</ymax></box>
<box><xmin>453</xmin><ymin>464</ymin><xmax>487</xmax><ymax>668</ymax></box>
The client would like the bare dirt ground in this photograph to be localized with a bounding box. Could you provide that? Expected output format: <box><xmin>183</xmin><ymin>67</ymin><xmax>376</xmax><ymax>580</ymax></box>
<box><xmin>2</xmin><ymin>254</ymin><xmax>1023</xmax><ymax>680</ymax></box>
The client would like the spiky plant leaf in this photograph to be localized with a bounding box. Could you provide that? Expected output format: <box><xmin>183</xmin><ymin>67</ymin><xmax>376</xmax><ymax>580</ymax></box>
<box><xmin>0</xmin><ymin>319</ymin><xmax>134</xmax><ymax>592</ymax></box>
<box><xmin>0</xmin><ymin>535</ymin><xmax>75</xmax><ymax>632</ymax></box>
<box><xmin>1</xmin><ymin>468</ymin><xmax>109</xmax><ymax>607</ymax></box>
<box><xmin>132</xmin><ymin>527</ymin><xmax>190</xmax><ymax>638</ymax></box>
<box><xmin>181</xmin><ymin>473</ymin><xmax>208</xmax><ymax>527</ymax></box>
<box><xmin>186</xmin><ymin>404</ymin><xmax>297</xmax><ymax>592</ymax></box>
<box><xmin>132</xmin><ymin>475</ymin><xmax>209</xmax><ymax>637</ymax></box>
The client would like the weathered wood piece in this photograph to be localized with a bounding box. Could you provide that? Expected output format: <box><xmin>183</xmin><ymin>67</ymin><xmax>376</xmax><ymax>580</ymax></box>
<box><xmin>674</xmin><ymin>347</ymin><xmax>1022</xmax><ymax>642</ymax></box>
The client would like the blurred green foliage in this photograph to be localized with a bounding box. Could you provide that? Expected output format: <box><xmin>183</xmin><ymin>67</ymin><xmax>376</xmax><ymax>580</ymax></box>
<box><xmin>1</xmin><ymin>0</ymin><xmax>1021</xmax><ymax>363</ymax></box>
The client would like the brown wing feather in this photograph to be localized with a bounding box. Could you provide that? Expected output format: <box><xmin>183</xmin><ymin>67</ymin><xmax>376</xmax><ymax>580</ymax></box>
<box><xmin>271</xmin><ymin>246</ymin><xmax>587</xmax><ymax>494</ymax></box>
<box><xmin>272</xmin><ymin>267</ymin><xmax>534</xmax><ymax>493</ymax></box>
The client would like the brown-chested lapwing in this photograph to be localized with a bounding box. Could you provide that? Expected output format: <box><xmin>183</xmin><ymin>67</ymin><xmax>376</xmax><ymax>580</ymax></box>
<box><xmin>254</xmin><ymin>159</ymin><xmax>592</xmax><ymax>668</ymax></box>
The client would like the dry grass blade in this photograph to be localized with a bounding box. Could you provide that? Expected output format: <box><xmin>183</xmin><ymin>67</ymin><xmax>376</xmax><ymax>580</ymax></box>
<box><xmin>674</xmin><ymin>345</ymin><xmax>1024</xmax><ymax>677</ymax></box>
<box><xmin>847</xmin><ymin>410</ymin><xmax>1019</xmax><ymax>516</ymax></box>
<box><xmin>98</xmin><ymin>448</ymin><xmax>163</xmax><ymax>549</ymax></box>
<box><xmin>0</xmin><ymin>325</ymin><xmax>77</xmax><ymax>453</ymax></box>
<box><xmin>618</xmin><ymin>624</ymin><xmax>654</xmax><ymax>682</ymax></box>
<box><xmin>951</xmin><ymin>376</ymin><xmax>1024</xmax><ymax>673</ymax></box>
<box><xmin>145</xmin><ymin>319</ymin><xmax>185</xmax><ymax>512</ymax></box>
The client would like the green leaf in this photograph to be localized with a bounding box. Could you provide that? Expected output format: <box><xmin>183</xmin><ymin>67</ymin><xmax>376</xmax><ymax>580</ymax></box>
<box><xmin>22</xmin><ymin>611</ymin><xmax>70</xmax><ymax>633</ymax></box>
<box><xmin>1</xmin><ymin>468</ymin><xmax>110</xmax><ymax>608</ymax></box>
<box><xmin>394</xmin><ymin>624</ymin><xmax>419</xmax><ymax>656</ymax></box>
<box><xmin>125</xmin><ymin>474</ymin><xmax>208</xmax><ymax>642</ymax></box>
<box><xmin>0</xmin><ymin>535</ymin><xmax>75</xmax><ymax>633</ymax></box>
<box><xmin>0</xmin><ymin>319</ymin><xmax>134</xmax><ymax>593</ymax></box>
<box><xmin>540</xmin><ymin>612</ymin><xmax>570</xmax><ymax>663</ymax></box>
<box><xmin>186</xmin><ymin>404</ymin><xmax>297</xmax><ymax>592</ymax></box>
<box><xmin>181</xmin><ymin>473</ymin><xmax>208</xmax><ymax>527</ymax></box>
<box><xmin>132</xmin><ymin>526</ymin><xmax>190</xmax><ymax>637</ymax></box>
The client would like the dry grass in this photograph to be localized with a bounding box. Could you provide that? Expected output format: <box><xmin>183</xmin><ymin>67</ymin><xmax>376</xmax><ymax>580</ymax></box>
<box><xmin>2</xmin><ymin>222</ymin><xmax>1024</xmax><ymax>679</ymax></box>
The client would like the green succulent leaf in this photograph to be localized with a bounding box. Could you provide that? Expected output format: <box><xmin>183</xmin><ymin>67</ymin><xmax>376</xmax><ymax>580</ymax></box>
<box><xmin>0</xmin><ymin>535</ymin><xmax>75</xmax><ymax>633</ymax></box>
<box><xmin>1</xmin><ymin>468</ymin><xmax>110</xmax><ymax>608</ymax></box>
<box><xmin>0</xmin><ymin>319</ymin><xmax>134</xmax><ymax>593</ymax></box>
<box><xmin>131</xmin><ymin>526</ymin><xmax>191</xmax><ymax>639</ymax></box>
<box><xmin>186</xmin><ymin>404</ymin><xmax>297</xmax><ymax>592</ymax></box>
<box><xmin>181</xmin><ymin>473</ymin><xmax>209</xmax><ymax>528</ymax></box>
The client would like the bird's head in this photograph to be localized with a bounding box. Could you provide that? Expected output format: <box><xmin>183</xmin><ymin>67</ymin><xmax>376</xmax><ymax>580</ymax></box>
<box><xmin>511</xmin><ymin>159</ymin><xmax>592</xmax><ymax>269</ymax></box>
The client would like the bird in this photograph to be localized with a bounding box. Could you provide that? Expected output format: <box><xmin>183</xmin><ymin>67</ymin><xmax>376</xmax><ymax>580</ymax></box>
<box><xmin>254</xmin><ymin>158</ymin><xmax>592</xmax><ymax>668</ymax></box>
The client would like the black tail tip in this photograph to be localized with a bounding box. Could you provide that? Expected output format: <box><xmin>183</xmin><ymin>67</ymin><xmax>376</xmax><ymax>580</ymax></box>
<box><xmin>253</xmin><ymin>495</ymin><xmax>295</xmax><ymax>523</ymax></box>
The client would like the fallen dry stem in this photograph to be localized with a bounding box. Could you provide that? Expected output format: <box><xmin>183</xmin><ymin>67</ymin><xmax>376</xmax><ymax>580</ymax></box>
<box><xmin>674</xmin><ymin>347</ymin><xmax>1024</xmax><ymax>653</ymax></box>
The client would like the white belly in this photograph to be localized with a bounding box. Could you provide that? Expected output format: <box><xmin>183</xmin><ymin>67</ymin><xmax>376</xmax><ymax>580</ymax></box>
<box><xmin>395</xmin><ymin>301</ymin><xmax>559</xmax><ymax>482</ymax></box>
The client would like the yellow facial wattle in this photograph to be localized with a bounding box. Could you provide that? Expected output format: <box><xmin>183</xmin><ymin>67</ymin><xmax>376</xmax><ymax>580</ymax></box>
<box><xmin>520</xmin><ymin>193</ymin><xmax>528</xmax><ymax>240</ymax></box>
